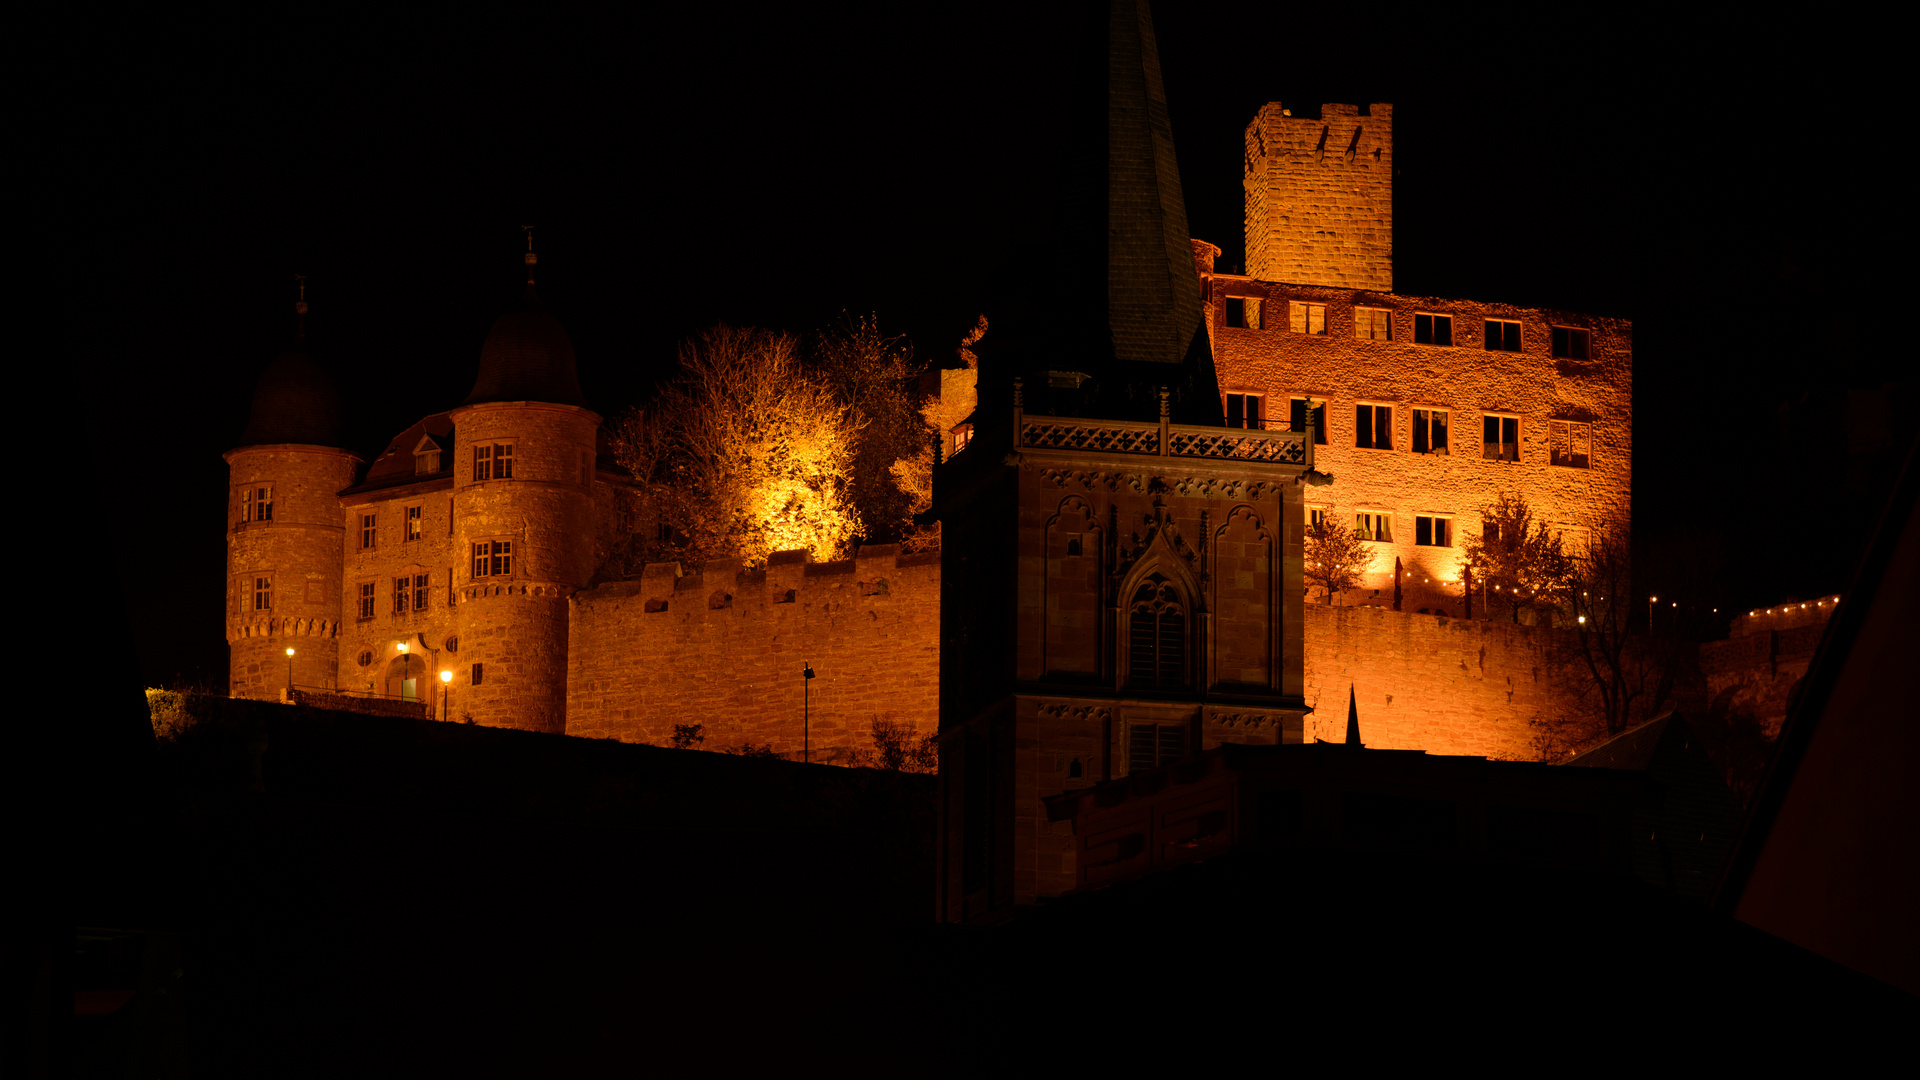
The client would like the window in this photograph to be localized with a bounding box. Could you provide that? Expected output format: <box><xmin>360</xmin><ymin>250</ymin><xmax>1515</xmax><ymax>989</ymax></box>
<box><xmin>1549</xmin><ymin>421</ymin><xmax>1591</xmax><ymax>468</ymax></box>
<box><xmin>1306</xmin><ymin>505</ymin><xmax>1329</xmax><ymax>530</ymax></box>
<box><xmin>1551</xmin><ymin>326</ymin><xmax>1591</xmax><ymax>361</ymax></box>
<box><xmin>360</xmin><ymin>513</ymin><xmax>376</xmax><ymax>550</ymax></box>
<box><xmin>393</xmin><ymin>577</ymin><xmax>411</xmax><ymax>615</ymax></box>
<box><xmin>1414</xmin><ymin>313</ymin><xmax>1453</xmax><ymax>346</ymax></box>
<box><xmin>1289</xmin><ymin>397</ymin><xmax>1328</xmax><ymax>443</ymax></box>
<box><xmin>1356</xmin><ymin>404</ymin><xmax>1393</xmax><ymax>450</ymax></box>
<box><xmin>472</xmin><ymin>540</ymin><xmax>513</xmax><ymax>578</ymax></box>
<box><xmin>1225</xmin><ymin>392</ymin><xmax>1264</xmax><ymax>429</ymax></box>
<box><xmin>1354</xmin><ymin>307</ymin><xmax>1392</xmax><ymax>341</ymax></box>
<box><xmin>1412</xmin><ymin>408</ymin><xmax>1449</xmax><ymax>455</ymax></box>
<box><xmin>950</xmin><ymin>423</ymin><xmax>973</xmax><ymax>456</ymax></box>
<box><xmin>473</xmin><ymin>443</ymin><xmax>514</xmax><ymax>481</ymax></box>
<box><xmin>414</xmin><ymin>573</ymin><xmax>430</xmax><ymax>612</ymax></box>
<box><xmin>1128</xmin><ymin>723</ymin><xmax>1187</xmax><ymax>773</ymax></box>
<box><xmin>358</xmin><ymin>582</ymin><xmax>376</xmax><ymax>620</ymax></box>
<box><xmin>1484</xmin><ymin>319</ymin><xmax>1522</xmax><ymax>352</ymax></box>
<box><xmin>471</xmin><ymin>662</ymin><xmax>483</xmax><ymax>686</ymax></box>
<box><xmin>1127</xmin><ymin>574</ymin><xmax>1188</xmax><ymax>689</ymax></box>
<box><xmin>240</xmin><ymin>485</ymin><xmax>273</xmax><ymax>523</ymax></box>
<box><xmin>1416</xmin><ymin>515</ymin><xmax>1452</xmax><ymax>547</ymax></box>
<box><xmin>253</xmin><ymin>575</ymin><xmax>272</xmax><ymax>611</ymax></box>
<box><xmin>1224</xmin><ymin>297</ymin><xmax>1262</xmax><ymax>329</ymax></box>
<box><xmin>1483</xmin><ymin>415</ymin><xmax>1520</xmax><ymax>461</ymax></box>
<box><xmin>1355</xmin><ymin>512</ymin><xmax>1392</xmax><ymax>542</ymax></box>
<box><xmin>1288</xmin><ymin>301</ymin><xmax>1326</xmax><ymax>335</ymax></box>
<box><xmin>1554</xmin><ymin>525</ymin><xmax>1590</xmax><ymax>561</ymax></box>
<box><xmin>406</xmin><ymin>505</ymin><xmax>422</xmax><ymax>542</ymax></box>
<box><xmin>415</xmin><ymin>445</ymin><xmax>442</xmax><ymax>476</ymax></box>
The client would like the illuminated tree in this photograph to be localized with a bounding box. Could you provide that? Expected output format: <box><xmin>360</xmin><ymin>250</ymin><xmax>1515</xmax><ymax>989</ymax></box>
<box><xmin>1461</xmin><ymin>491</ymin><xmax>1576</xmax><ymax>624</ymax></box>
<box><xmin>1304</xmin><ymin>517</ymin><xmax>1370</xmax><ymax>605</ymax></box>
<box><xmin>613</xmin><ymin>325</ymin><xmax>862</xmax><ymax>566</ymax></box>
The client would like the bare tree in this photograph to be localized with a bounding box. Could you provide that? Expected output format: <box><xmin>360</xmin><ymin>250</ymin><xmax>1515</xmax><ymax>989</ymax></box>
<box><xmin>1550</xmin><ymin>522</ymin><xmax>1667</xmax><ymax>747</ymax></box>
<box><xmin>1461</xmin><ymin>491</ymin><xmax>1576</xmax><ymax>624</ymax></box>
<box><xmin>1304</xmin><ymin>517</ymin><xmax>1371</xmax><ymax>605</ymax></box>
<box><xmin>612</xmin><ymin>325</ymin><xmax>863</xmax><ymax>566</ymax></box>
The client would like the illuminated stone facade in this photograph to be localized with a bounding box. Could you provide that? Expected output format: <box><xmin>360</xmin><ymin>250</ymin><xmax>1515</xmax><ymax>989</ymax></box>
<box><xmin>1203</xmin><ymin>102</ymin><xmax>1633</xmax><ymax>620</ymax></box>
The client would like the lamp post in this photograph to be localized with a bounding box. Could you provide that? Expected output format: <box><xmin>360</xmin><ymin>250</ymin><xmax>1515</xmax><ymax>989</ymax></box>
<box><xmin>285</xmin><ymin>647</ymin><xmax>295</xmax><ymax>699</ymax></box>
<box><xmin>802</xmin><ymin>662</ymin><xmax>816</xmax><ymax>763</ymax></box>
<box><xmin>439</xmin><ymin>669</ymin><xmax>452</xmax><ymax>722</ymax></box>
<box><xmin>397</xmin><ymin>641</ymin><xmax>410</xmax><ymax>700</ymax></box>
<box><xmin>1648</xmin><ymin>596</ymin><xmax>1657</xmax><ymax>633</ymax></box>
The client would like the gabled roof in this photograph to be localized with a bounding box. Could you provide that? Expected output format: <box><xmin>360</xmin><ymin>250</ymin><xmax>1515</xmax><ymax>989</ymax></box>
<box><xmin>340</xmin><ymin>412</ymin><xmax>455</xmax><ymax>496</ymax></box>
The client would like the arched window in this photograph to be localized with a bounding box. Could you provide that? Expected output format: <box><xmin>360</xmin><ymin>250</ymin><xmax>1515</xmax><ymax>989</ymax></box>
<box><xmin>1128</xmin><ymin>573</ymin><xmax>1188</xmax><ymax>689</ymax></box>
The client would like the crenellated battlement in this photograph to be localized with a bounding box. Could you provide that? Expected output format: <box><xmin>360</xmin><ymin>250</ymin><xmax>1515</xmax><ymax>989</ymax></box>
<box><xmin>565</xmin><ymin>545</ymin><xmax>941</xmax><ymax>755</ymax></box>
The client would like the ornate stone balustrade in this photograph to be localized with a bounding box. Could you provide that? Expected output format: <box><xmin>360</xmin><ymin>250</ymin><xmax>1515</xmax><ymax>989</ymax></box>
<box><xmin>1017</xmin><ymin>415</ymin><xmax>1310</xmax><ymax>466</ymax></box>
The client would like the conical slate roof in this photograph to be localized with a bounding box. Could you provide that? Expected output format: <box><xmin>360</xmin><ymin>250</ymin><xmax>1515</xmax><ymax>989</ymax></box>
<box><xmin>236</xmin><ymin>336</ymin><xmax>344</xmax><ymax>448</ymax></box>
<box><xmin>464</xmin><ymin>291</ymin><xmax>587</xmax><ymax>408</ymax></box>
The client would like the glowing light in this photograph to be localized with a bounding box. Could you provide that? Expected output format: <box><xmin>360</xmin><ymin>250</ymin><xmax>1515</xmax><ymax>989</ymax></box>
<box><xmin>439</xmin><ymin>670</ymin><xmax>452</xmax><ymax>683</ymax></box>
<box><xmin>285</xmin><ymin>647</ymin><xmax>295</xmax><ymax>657</ymax></box>
<box><xmin>398</xmin><ymin>642</ymin><xmax>409</xmax><ymax>653</ymax></box>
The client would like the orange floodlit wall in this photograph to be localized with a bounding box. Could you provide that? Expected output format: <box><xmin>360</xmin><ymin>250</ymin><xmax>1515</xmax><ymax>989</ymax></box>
<box><xmin>566</xmin><ymin>545</ymin><xmax>941</xmax><ymax>757</ymax></box>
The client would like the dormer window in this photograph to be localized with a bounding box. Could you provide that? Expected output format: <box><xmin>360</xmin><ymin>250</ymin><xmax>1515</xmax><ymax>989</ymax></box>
<box><xmin>413</xmin><ymin>434</ymin><xmax>444</xmax><ymax>476</ymax></box>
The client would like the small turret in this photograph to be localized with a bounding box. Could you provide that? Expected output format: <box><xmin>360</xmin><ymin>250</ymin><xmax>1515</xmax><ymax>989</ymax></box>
<box><xmin>450</xmin><ymin>232</ymin><xmax>601</xmax><ymax>732</ymax></box>
<box><xmin>225</xmin><ymin>277</ymin><xmax>362</xmax><ymax>699</ymax></box>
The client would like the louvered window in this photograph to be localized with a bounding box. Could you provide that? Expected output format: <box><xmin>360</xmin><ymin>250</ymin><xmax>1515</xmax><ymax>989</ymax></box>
<box><xmin>1128</xmin><ymin>723</ymin><xmax>1188</xmax><ymax>773</ymax></box>
<box><xmin>1128</xmin><ymin>575</ymin><xmax>1188</xmax><ymax>690</ymax></box>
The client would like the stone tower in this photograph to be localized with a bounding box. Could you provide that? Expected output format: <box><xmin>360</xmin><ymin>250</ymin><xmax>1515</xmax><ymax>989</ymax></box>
<box><xmin>226</xmin><ymin>287</ymin><xmax>362</xmax><ymax>699</ymax></box>
<box><xmin>449</xmin><ymin>243</ymin><xmax>600</xmax><ymax>732</ymax></box>
<box><xmin>934</xmin><ymin>0</ymin><xmax>1312</xmax><ymax>924</ymax></box>
<box><xmin>1243</xmin><ymin>101</ymin><xmax>1394</xmax><ymax>290</ymax></box>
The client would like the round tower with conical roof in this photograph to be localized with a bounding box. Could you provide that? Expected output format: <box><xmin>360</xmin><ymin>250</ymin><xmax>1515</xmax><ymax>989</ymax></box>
<box><xmin>226</xmin><ymin>281</ymin><xmax>364</xmax><ymax>699</ymax></box>
<box><xmin>449</xmin><ymin>237</ymin><xmax>600</xmax><ymax>732</ymax></box>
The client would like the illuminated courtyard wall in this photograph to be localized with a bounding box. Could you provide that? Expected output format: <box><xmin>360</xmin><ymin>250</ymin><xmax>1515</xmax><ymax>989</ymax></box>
<box><xmin>565</xmin><ymin>545</ymin><xmax>941</xmax><ymax>757</ymax></box>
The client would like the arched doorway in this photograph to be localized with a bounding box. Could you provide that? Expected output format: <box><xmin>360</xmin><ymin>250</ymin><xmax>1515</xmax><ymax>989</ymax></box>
<box><xmin>385</xmin><ymin>653</ymin><xmax>425</xmax><ymax>702</ymax></box>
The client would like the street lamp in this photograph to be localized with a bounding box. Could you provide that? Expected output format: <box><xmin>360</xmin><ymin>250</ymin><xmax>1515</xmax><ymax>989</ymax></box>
<box><xmin>1648</xmin><ymin>596</ymin><xmax>1658</xmax><ymax>632</ymax></box>
<box><xmin>802</xmin><ymin>662</ymin><xmax>816</xmax><ymax>763</ymax></box>
<box><xmin>285</xmin><ymin>647</ymin><xmax>295</xmax><ymax>698</ymax></box>
<box><xmin>397</xmin><ymin>641</ymin><xmax>410</xmax><ymax>701</ymax></box>
<box><xmin>439</xmin><ymin>669</ymin><xmax>452</xmax><ymax>722</ymax></box>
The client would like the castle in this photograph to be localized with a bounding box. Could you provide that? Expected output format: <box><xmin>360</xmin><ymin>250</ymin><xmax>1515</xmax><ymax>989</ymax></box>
<box><xmin>224</xmin><ymin>5</ymin><xmax>1631</xmax><ymax>864</ymax></box>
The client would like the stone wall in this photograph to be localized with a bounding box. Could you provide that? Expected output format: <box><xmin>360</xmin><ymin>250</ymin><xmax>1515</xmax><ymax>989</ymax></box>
<box><xmin>285</xmin><ymin>686</ymin><xmax>433</xmax><ymax>721</ymax></box>
<box><xmin>1245</xmin><ymin>102</ymin><xmax>1394</xmax><ymax>290</ymax></box>
<box><xmin>566</xmin><ymin>545</ymin><xmax>941</xmax><ymax>758</ymax></box>
<box><xmin>1300</xmin><ymin>604</ymin><xmax>1558</xmax><ymax>759</ymax></box>
<box><xmin>1203</xmin><ymin>275</ymin><xmax>1633</xmax><ymax>616</ymax></box>
<box><xmin>1699</xmin><ymin>622</ymin><xmax>1829</xmax><ymax>738</ymax></box>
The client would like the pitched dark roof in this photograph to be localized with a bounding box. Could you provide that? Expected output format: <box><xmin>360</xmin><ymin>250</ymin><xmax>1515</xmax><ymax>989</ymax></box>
<box><xmin>1564</xmin><ymin>714</ymin><xmax>1670</xmax><ymax>771</ymax></box>
<box><xmin>340</xmin><ymin>412</ymin><xmax>455</xmax><ymax>495</ymax></box>
<box><xmin>235</xmin><ymin>337</ymin><xmax>344</xmax><ymax>448</ymax></box>
<box><xmin>463</xmin><ymin>292</ymin><xmax>587</xmax><ymax>408</ymax></box>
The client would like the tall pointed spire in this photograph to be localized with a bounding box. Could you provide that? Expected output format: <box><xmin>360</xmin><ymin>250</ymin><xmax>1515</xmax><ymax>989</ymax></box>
<box><xmin>971</xmin><ymin>0</ymin><xmax>1219</xmax><ymax>425</ymax></box>
<box><xmin>1345</xmin><ymin>685</ymin><xmax>1364</xmax><ymax>748</ymax></box>
<box><xmin>465</xmin><ymin>228</ymin><xmax>587</xmax><ymax>408</ymax></box>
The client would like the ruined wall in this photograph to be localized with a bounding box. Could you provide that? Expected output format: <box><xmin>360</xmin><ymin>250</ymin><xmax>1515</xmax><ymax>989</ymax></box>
<box><xmin>566</xmin><ymin>546</ymin><xmax>940</xmax><ymax>758</ymax></box>
<box><xmin>1699</xmin><ymin>620</ymin><xmax>1831</xmax><ymax>738</ymax></box>
<box><xmin>1300</xmin><ymin>605</ymin><xmax>1560</xmax><ymax>760</ymax></box>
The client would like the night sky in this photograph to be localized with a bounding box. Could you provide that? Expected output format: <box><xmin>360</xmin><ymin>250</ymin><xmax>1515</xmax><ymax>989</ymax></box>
<box><xmin>85</xmin><ymin>6</ymin><xmax>1903</xmax><ymax>689</ymax></box>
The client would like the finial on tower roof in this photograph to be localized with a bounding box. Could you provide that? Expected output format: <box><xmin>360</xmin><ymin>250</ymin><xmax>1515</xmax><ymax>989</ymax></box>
<box><xmin>522</xmin><ymin>224</ymin><xmax>537</xmax><ymax>295</ymax></box>
<box><xmin>294</xmin><ymin>273</ymin><xmax>309</xmax><ymax>338</ymax></box>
